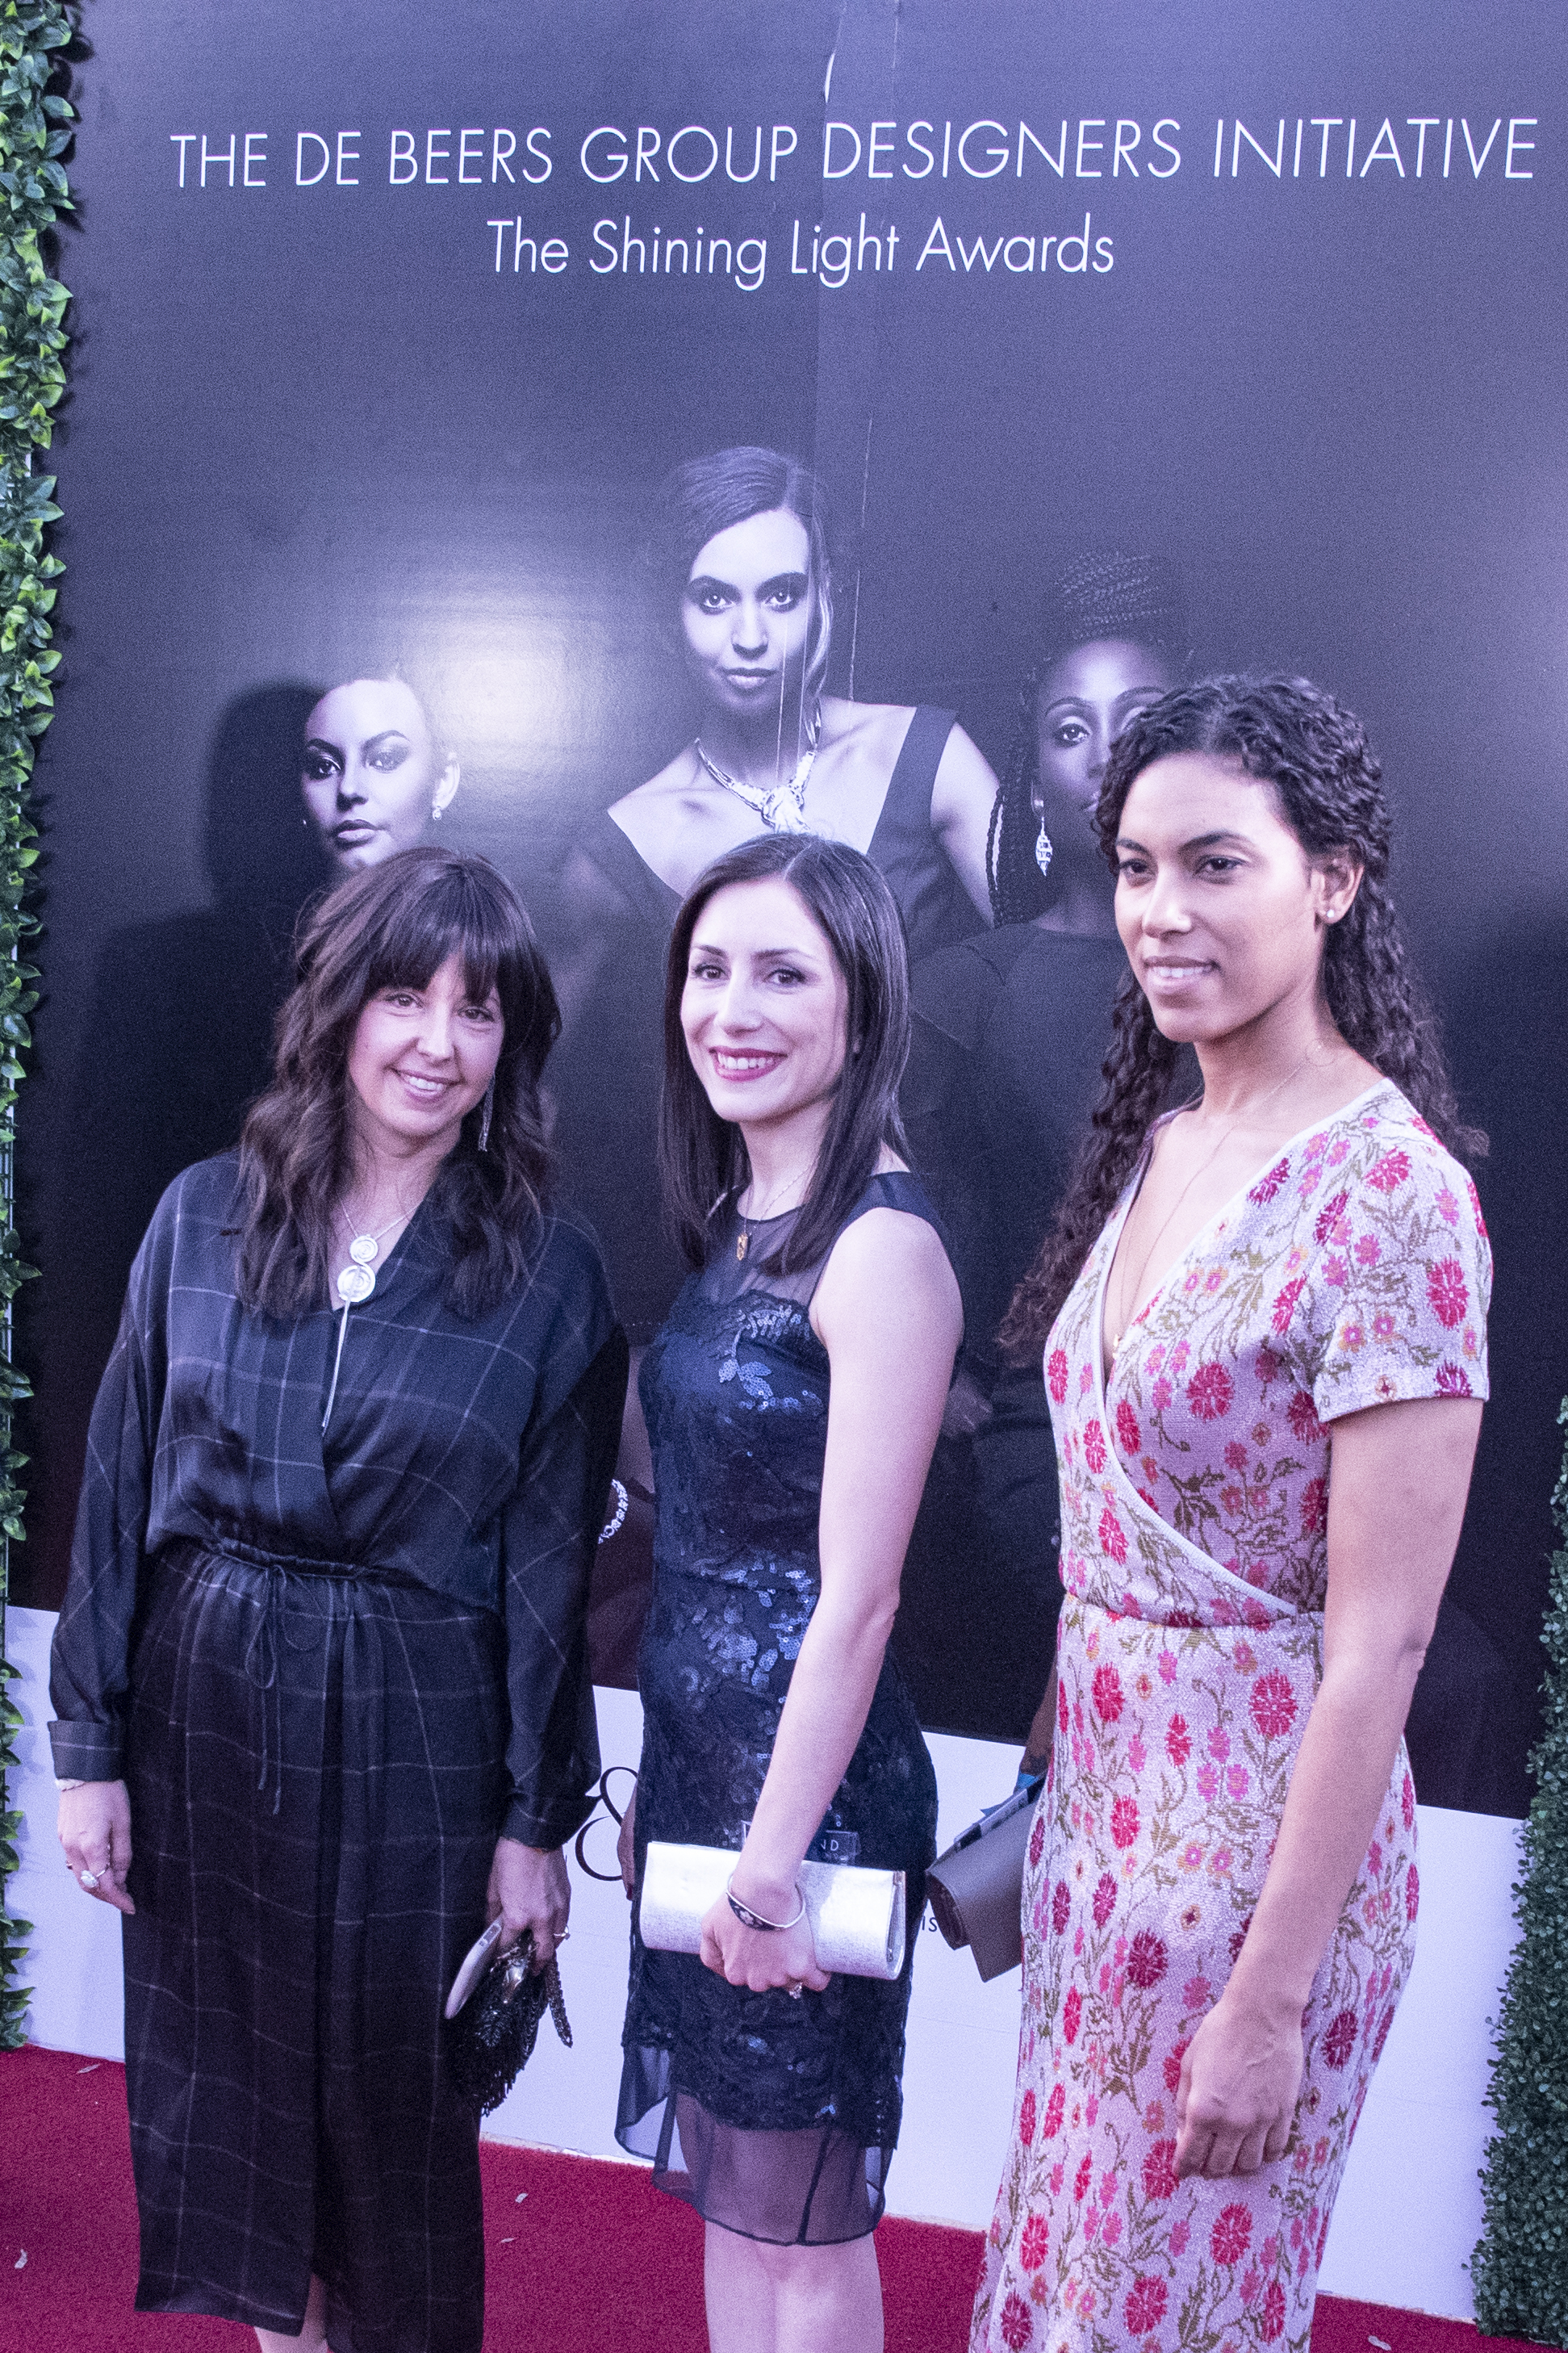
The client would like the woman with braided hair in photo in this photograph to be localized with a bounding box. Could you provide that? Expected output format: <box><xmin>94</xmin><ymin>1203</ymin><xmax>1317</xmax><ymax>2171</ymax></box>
<box><xmin>971</xmin><ymin>676</ymin><xmax>1491</xmax><ymax>2353</ymax></box>
<box><xmin>897</xmin><ymin>555</ymin><xmax>1185</xmax><ymax>1736</ymax></box>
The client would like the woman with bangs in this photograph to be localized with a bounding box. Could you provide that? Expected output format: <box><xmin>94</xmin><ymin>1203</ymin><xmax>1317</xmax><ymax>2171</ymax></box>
<box><xmin>50</xmin><ymin>846</ymin><xmax>626</xmax><ymax>2353</ymax></box>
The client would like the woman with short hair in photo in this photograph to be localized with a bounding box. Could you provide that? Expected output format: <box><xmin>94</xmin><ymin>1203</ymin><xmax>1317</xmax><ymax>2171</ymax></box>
<box><xmin>301</xmin><ymin>672</ymin><xmax>461</xmax><ymax>873</ymax></box>
<box><xmin>51</xmin><ymin>846</ymin><xmax>626</xmax><ymax>2353</ymax></box>
<box><xmin>971</xmin><ymin>676</ymin><xmax>1491</xmax><ymax>2353</ymax></box>
<box><xmin>614</xmin><ymin>833</ymin><xmax>962</xmax><ymax>2351</ymax></box>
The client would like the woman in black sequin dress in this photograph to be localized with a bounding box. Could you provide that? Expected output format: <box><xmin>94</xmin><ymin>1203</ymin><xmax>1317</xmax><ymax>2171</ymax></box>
<box><xmin>614</xmin><ymin>834</ymin><xmax>961</xmax><ymax>2351</ymax></box>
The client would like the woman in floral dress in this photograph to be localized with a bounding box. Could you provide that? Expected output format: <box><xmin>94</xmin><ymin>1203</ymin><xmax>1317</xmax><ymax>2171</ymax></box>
<box><xmin>972</xmin><ymin>676</ymin><xmax>1491</xmax><ymax>2353</ymax></box>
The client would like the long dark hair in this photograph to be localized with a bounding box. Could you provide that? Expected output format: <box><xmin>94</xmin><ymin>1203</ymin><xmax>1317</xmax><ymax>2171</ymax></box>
<box><xmin>647</xmin><ymin>445</ymin><xmax>834</xmax><ymax>710</ymax></box>
<box><xmin>237</xmin><ymin>847</ymin><xmax>558</xmax><ymax>1320</ymax></box>
<box><xmin>988</xmin><ymin>552</ymin><xmax>1186</xmax><ymax>923</ymax></box>
<box><xmin>659</xmin><ymin>834</ymin><xmax>909</xmax><ymax>1274</ymax></box>
<box><xmin>999</xmin><ymin>673</ymin><xmax>1485</xmax><ymax>1359</ymax></box>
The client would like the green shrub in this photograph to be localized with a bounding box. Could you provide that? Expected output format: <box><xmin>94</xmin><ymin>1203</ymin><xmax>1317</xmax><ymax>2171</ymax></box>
<box><xmin>1473</xmin><ymin>1397</ymin><xmax>1568</xmax><ymax>2347</ymax></box>
<box><xmin>0</xmin><ymin>0</ymin><xmax>74</xmax><ymax>2046</ymax></box>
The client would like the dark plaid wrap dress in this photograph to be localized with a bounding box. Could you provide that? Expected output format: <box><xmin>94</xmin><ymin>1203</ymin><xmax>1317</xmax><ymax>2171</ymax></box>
<box><xmin>48</xmin><ymin>1153</ymin><xmax>627</xmax><ymax>2353</ymax></box>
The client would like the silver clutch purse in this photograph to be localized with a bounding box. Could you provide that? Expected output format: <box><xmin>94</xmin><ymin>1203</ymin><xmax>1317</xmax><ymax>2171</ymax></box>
<box><xmin>639</xmin><ymin>1840</ymin><xmax>908</xmax><ymax>1979</ymax></box>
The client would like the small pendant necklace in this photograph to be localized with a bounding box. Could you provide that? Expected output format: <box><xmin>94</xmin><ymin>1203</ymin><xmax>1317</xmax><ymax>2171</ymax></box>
<box><xmin>693</xmin><ymin>726</ymin><xmax>819</xmax><ymax>834</ymax></box>
<box><xmin>735</xmin><ymin>1179</ymin><xmax>803</xmax><ymax>1262</ymax></box>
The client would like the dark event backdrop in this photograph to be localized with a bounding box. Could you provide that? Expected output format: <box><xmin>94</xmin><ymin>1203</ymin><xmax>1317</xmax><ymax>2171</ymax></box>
<box><xmin>15</xmin><ymin>0</ymin><xmax>1566</xmax><ymax>1814</ymax></box>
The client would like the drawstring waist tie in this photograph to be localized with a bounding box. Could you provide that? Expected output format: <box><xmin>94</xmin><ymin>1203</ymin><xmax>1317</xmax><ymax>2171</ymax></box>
<box><xmin>157</xmin><ymin>1534</ymin><xmax>427</xmax><ymax>1814</ymax></box>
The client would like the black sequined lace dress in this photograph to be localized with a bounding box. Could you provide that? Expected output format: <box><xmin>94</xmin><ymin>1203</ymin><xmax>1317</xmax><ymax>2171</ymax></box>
<box><xmin>616</xmin><ymin>1173</ymin><xmax>943</xmax><ymax>2244</ymax></box>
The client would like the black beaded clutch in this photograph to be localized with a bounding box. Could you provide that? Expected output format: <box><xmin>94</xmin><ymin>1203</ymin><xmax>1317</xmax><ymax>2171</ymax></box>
<box><xmin>445</xmin><ymin>1931</ymin><xmax>572</xmax><ymax>2116</ymax></box>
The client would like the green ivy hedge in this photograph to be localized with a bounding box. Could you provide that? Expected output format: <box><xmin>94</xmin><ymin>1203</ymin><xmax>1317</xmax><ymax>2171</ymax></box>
<box><xmin>1473</xmin><ymin>1397</ymin><xmax>1568</xmax><ymax>2346</ymax></box>
<box><xmin>0</xmin><ymin>0</ymin><xmax>73</xmax><ymax>2049</ymax></box>
<box><xmin>0</xmin><ymin>15</ymin><xmax>1566</xmax><ymax>2338</ymax></box>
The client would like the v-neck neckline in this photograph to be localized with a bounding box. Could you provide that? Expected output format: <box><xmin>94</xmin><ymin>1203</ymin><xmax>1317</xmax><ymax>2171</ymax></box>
<box><xmin>1098</xmin><ymin>1077</ymin><xmax>1391</xmax><ymax>1385</ymax></box>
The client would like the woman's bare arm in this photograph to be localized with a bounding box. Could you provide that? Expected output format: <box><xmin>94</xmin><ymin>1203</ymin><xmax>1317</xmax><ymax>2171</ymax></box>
<box><xmin>929</xmin><ymin>723</ymin><xmax>1001</xmax><ymax>923</ymax></box>
<box><xmin>1174</xmin><ymin>1392</ymin><xmax>1483</xmax><ymax>2178</ymax></box>
<box><xmin>698</xmin><ymin>1208</ymin><xmax>962</xmax><ymax>1991</ymax></box>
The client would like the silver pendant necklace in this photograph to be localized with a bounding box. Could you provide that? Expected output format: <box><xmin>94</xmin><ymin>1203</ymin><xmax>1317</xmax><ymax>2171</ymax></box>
<box><xmin>323</xmin><ymin>1205</ymin><xmax>412</xmax><ymax>1434</ymax></box>
<box><xmin>693</xmin><ymin>732</ymin><xmax>818</xmax><ymax>833</ymax></box>
<box><xmin>334</xmin><ymin>1208</ymin><xmax>408</xmax><ymax>1306</ymax></box>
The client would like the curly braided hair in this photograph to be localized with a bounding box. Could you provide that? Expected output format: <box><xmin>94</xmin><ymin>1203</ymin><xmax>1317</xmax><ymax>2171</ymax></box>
<box><xmin>988</xmin><ymin>551</ymin><xmax>1187</xmax><ymax>923</ymax></box>
<box><xmin>997</xmin><ymin>674</ymin><xmax>1485</xmax><ymax>1360</ymax></box>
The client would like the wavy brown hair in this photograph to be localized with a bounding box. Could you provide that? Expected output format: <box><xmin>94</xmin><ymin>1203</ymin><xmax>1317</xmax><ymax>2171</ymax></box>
<box><xmin>999</xmin><ymin>674</ymin><xmax>1485</xmax><ymax>1361</ymax></box>
<box><xmin>236</xmin><ymin>847</ymin><xmax>558</xmax><ymax>1320</ymax></box>
<box><xmin>659</xmin><ymin>833</ymin><xmax>910</xmax><ymax>1275</ymax></box>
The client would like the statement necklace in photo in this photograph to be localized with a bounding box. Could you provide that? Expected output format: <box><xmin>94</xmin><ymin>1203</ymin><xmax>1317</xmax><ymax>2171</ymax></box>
<box><xmin>693</xmin><ymin>734</ymin><xmax>818</xmax><ymax>833</ymax></box>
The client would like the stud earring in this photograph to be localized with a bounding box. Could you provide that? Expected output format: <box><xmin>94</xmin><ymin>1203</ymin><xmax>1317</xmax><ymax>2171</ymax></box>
<box><xmin>1035</xmin><ymin>822</ymin><xmax>1055</xmax><ymax>881</ymax></box>
<box><xmin>478</xmin><ymin>1076</ymin><xmax>495</xmax><ymax>1153</ymax></box>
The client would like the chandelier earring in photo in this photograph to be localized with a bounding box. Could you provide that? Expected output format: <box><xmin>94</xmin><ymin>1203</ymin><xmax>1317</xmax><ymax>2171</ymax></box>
<box><xmin>1035</xmin><ymin>821</ymin><xmax>1055</xmax><ymax>881</ymax></box>
<box><xmin>478</xmin><ymin>1075</ymin><xmax>495</xmax><ymax>1153</ymax></box>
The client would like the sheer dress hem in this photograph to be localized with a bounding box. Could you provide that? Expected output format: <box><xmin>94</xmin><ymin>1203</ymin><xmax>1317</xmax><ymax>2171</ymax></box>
<box><xmin>616</xmin><ymin>2041</ymin><xmax>889</xmax><ymax>2245</ymax></box>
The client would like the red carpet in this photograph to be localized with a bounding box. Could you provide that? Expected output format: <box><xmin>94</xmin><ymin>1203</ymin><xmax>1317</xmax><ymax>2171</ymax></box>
<box><xmin>0</xmin><ymin>2045</ymin><xmax>1551</xmax><ymax>2351</ymax></box>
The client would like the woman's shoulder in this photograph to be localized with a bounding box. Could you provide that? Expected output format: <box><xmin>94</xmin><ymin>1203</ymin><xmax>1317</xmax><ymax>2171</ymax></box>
<box><xmin>561</xmin><ymin>805</ymin><xmax>681</xmax><ymax>926</ymax></box>
<box><xmin>121</xmin><ymin>1153</ymin><xmax>244</xmax><ymax>1308</ymax></box>
<box><xmin>829</xmin><ymin>1167</ymin><xmax>954</xmax><ymax>1271</ymax></box>
<box><xmin>607</xmin><ymin>743</ymin><xmax>700</xmax><ymax>823</ymax></box>
<box><xmin>154</xmin><ymin>1151</ymin><xmax>245</xmax><ymax>1239</ymax></box>
<box><xmin>1311</xmin><ymin>1082</ymin><xmax>1485</xmax><ymax>1222</ymax></box>
<box><xmin>1298</xmin><ymin>1086</ymin><xmax>1491</xmax><ymax>1413</ymax></box>
<box><xmin>821</xmin><ymin>694</ymin><xmax>923</xmax><ymax>768</ymax></box>
<box><xmin>517</xmin><ymin>1209</ymin><xmax>625</xmax><ymax>1347</ymax></box>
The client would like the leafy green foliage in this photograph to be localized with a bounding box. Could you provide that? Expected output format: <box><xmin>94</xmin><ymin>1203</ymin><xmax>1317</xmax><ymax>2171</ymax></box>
<box><xmin>1473</xmin><ymin>1397</ymin><xmax>1568</xmax><ymax>2346</ymax></box>
<box><xmin>0</xmin><ymin>0</ymin><xmax>74</xmax><ymax>2047</ymax></box>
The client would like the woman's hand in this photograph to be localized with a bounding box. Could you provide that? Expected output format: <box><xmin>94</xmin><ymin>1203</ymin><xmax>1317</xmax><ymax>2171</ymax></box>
<box><xmin>486</xmin><ymin>1838</ymin><xmax>570</xmax><ymax>1970</ymax></box>
<box><xmin>1174</xmin><ymin>1988</ymin><xmax>1303</xmax><ymax>2179</ymax></box>
<box><xmin>617</xmin><ymin>1785</ymin><xmax>637</xmax><ymax>1899</ymax></box>
<box><xmin>57</xmin><ymin>1781</ymin><xmax>135</xmax><ymax>1915</ymax></box>
<box><xmin>698</xmin><ymin>1882</ymin><xmax>830</xmax><ymax>1995</ymax></box>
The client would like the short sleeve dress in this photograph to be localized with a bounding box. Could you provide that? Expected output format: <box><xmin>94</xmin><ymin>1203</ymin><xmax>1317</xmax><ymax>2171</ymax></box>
<box><xmin>972</xmin><ymin>1081</ymin><xmax>1491</xmax><ymax>2353</ymax></box>
<box><xmin>617</xmin><ymin>1172</ymin><xmax>945</xmax><ymax>2244</ymax></box>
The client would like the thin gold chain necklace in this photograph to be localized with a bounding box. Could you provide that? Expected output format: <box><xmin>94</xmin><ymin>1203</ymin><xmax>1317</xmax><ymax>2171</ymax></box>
<box><xmin>735</xmin><ymin>1174</ymin><xmax>807</xmax><ymax>1262</ymax></box>
<box><xmin>1106</xmin><ymin>1053</ymin><xmax>1318</xmax><ymax>1357</ymax></box>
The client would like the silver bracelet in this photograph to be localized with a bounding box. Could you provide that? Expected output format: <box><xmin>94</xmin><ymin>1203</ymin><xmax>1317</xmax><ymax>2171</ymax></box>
<box><xmin>598</xmin><ymin>1478</ymin><xmax>629</xmax><ymax>1544</ymax></box>
<box><xmin>725</xmin><ymin>1874</ymin><xmax>806</xmax><ymax>1933</ymax></box>
<box><xmin>55</xmin><ymin>1777</ymin><xmax>86</xmax><ymax>1792</ymax></box>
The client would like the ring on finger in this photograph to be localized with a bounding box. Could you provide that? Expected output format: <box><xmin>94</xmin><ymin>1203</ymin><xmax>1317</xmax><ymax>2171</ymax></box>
<box><xmin>79</xmin><ymin>1869</ymin><xmax>100</xmax><ymax>1889</ymax></box>
<box><xmin>785</xmin><ymin>1981</ymin><xmax>805</xmax><ymax>1999</ymax></box>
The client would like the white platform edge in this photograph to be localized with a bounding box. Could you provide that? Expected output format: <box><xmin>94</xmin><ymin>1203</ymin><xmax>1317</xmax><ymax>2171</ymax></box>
<box><xmin>4</xmin><ymin>1606</ymin><xmax>1521</xmax><ymax>2317</ymax></box>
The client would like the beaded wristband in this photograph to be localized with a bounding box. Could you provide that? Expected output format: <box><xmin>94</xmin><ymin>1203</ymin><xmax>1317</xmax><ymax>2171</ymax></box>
<box><xmin>725</xmin><ymin>1876</ymin><xmax>806</xmax><ymax>1934</ymax></box>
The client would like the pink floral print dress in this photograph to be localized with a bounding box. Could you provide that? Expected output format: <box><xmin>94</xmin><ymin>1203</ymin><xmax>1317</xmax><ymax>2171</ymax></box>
<box><xmin>972</xmin><ymin>1081</ymin><xmax>1491</xmax><ymax>2353</ymax></box>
